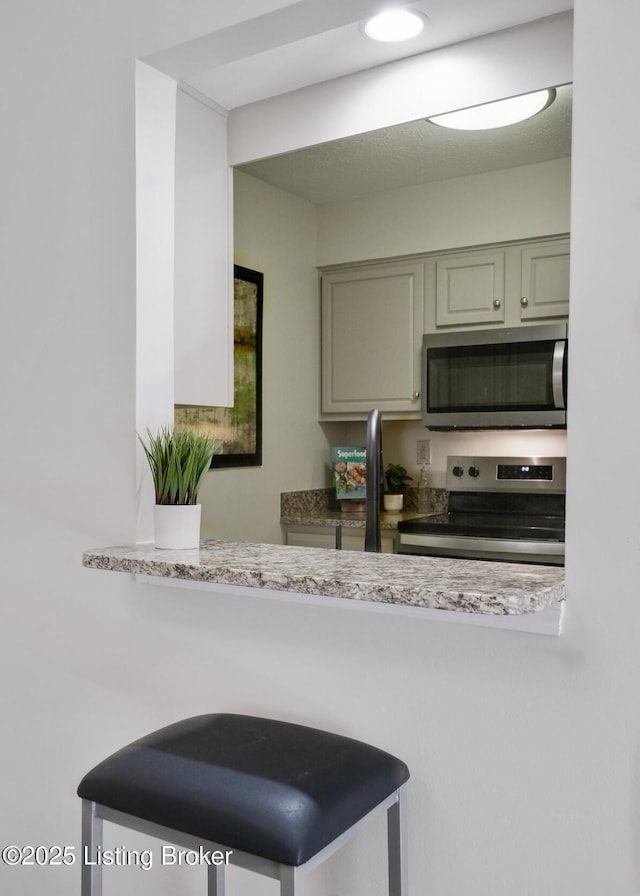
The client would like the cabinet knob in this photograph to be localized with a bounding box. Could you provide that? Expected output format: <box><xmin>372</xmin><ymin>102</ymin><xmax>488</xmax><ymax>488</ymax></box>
<box><xmin>520</xmin><ymin>296</ymin><xmax>529</xmax><ymax>307</ymax></box>
<box><xmin>412</xmin><ymin>391</ymin><xmax>420</xmax><ymax>400</ymax></box>
<box><xmin>493</xmin><ymin>298</ymin><xmax>502</xmax><ymax>309</ymax></box>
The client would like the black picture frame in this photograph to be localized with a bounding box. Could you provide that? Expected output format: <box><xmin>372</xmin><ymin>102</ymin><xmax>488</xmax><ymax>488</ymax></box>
<box><xmin>175</xmin><ymin>265</ymin><xmax>263</xmax><ymax>468</ymax></box>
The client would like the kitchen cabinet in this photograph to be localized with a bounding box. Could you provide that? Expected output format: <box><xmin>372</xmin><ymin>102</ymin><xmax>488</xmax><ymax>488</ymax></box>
<box><xmin>427</xmin><ymin>236</ymin><xmax>569</xmax><ymax>330</ymax></box>
<box><xmin>519</xmin><ymin>238</ymin><xmax>570</xmax><ymax>320</ymax></box>
<box><xmin>284</xmin><ymin>524</ymin><xmax>397</xmax><ymax>553</ymax></box>
<box><xmin>433</xmin><ymin>249</ymin><xmax>506</xmax><ymax>328</ymax></box>
<box><xmin>320</xmin><ymin>236</ymin><xmax>569</xmax><ymax>420</ymax></box>
<box><xmin>320</xmin><ymin>260</ymin><xmax>424</xmax><ymax>420</ymax></box>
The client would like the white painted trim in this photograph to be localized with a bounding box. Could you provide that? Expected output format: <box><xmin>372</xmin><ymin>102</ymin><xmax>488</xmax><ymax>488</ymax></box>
<box><xmin>174</xmin><ymin>89</ymin><xmax>233</xmax><ymax>406</ymax></box>
<box><xmin>177</xmin><ymin>82</ymin><xmax>230</xmax><ymax>117</ymax></box>
<box><xmin>135</xmin><ymin>61</ymin><xmax>178</xmax><ymax>542</ymax></box>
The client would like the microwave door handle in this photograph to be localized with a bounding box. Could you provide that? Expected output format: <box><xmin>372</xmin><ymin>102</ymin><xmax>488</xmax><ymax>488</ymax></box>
<box><xmin>552</xmin><ymin>341</ymin><xmax>566</xmax><ymax>409</ymax></box>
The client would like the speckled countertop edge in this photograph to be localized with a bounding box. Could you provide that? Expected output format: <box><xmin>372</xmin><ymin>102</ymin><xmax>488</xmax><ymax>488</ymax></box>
<box><xmin>280</xmin><ymin>510</ymin><xmax>424</xmax><ymax>529</ymax></box>
<box><xmin>82</xmin><ymin>540</ymin><xmax>565</xmax><ymax>616</ymax></box>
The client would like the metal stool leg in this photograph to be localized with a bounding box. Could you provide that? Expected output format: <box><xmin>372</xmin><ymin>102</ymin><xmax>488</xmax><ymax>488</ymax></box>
<box><xmin>81</xmin><ymin>800</ymin><xmax>103</xmax><ymax>896</ymax></box>
<box><xmin>208</xmin><ymin>863</ymin><xmax>225</xmax><ymax>896</ymax></box>
<box><xmin>387</xmin><ymin>788</ymin><xmax>407</xmax><ymax>896</ymax></box>
<box><xmin>280</xmin><ymin>864</ymin><xmax>298</xmax><ymax>896</ymax></box>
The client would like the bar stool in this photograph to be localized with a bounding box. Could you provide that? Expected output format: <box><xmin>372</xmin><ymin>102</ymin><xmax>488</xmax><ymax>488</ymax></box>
<box><xmin>77</xmin><ymin>713</ymin><xmax>410</xmax><ymax>895</ymax></box>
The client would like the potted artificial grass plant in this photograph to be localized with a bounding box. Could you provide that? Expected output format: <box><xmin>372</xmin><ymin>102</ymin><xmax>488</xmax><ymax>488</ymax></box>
<box><xmin>139</xmin><ymin>426</ymin><xmax>217</xmax><ymax>549</ymax></box>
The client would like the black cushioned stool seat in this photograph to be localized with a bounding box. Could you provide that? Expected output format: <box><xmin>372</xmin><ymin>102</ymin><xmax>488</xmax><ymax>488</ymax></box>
<box><xmin>78</xmin><ymin>713</ymin><xmax>409</xmax><ymax>896</ymax></box>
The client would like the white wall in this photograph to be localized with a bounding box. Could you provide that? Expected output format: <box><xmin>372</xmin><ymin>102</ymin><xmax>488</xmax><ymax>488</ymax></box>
<box><xmin>198</xmin><ymin>170</ymin><xmax>327</xmax><ymax>544</ymax></box>
<box><xmin>174</xmin><ymin>87</ymin><xmax>232</xmax><ymax>408</ymax></box>
<box><xmin>317</xmin><ymin>157</ymin><xmax>571</xmax><ymax>265</ymax></box>
<box><xmin>135</xmin><ymin>62</ymin><xmax>178</xmax><ymax>542</ymax></box>
<box><xmin>3</xmin><ymin>3</ymin><xmax>640</xmax><ymax>896</ymax></box>
<box><xmin>562</xmin><ymin>6</ymin><xmax>640</xmax><ymax>889</ymax></box>
<box><xmin>0</xmin><ymin>4</ymin><xmax>320</xmax><ymax>896</ymax></box>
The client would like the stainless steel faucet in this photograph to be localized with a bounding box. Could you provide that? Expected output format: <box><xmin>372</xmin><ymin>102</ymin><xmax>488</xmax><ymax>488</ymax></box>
<box><xmin>364</xmin><ymin>409</ymin><xmax>383</xmax><ymax>552</ymax></box>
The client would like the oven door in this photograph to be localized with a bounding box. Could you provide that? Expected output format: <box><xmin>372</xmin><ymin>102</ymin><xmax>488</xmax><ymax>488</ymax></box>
<box><xmin>422</xmin><ymin>324</ymin><xmax>567</xmax><ymax>429</ymax></box>
<box><xmin>397</xmin><ymin>532</ymin><xmax>565</xmax><ymax>566</ymax></box>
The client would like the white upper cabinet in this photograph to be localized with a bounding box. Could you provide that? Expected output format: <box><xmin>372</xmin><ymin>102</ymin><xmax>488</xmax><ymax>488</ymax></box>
<box><xmin>434</xmin><ymin>250</ymin><xmax>506</xmax><ymax>328</ymax></box>
<box><xmin>321</xmin><ymin>261</ymin><xmax>424</xmax><ymax>419</ymax></box>
<box><xmin>519</xmin><ymin>239</ymin><xmax>570</xmax><ymax>321</ymax></box>
<box><xmin>426</xmin><ymin>236</ymin><xmax>569</xmax><ymax>331</ymax></box>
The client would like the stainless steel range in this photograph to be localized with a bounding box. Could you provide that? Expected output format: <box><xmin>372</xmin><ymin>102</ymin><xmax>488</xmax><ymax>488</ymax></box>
<box><xmin>398</xmin><ymin>455</ymin><xmax>566</xmax><ymax>566</ymax></box>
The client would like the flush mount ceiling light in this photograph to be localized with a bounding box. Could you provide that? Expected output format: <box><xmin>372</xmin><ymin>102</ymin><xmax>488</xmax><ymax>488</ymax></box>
<box><xmin>363</xmin><ymin>9</ymin><xmax>425</xmax><ymax>42</ymax></box>
<box><xmin>428</xmin><ymin>88</ymin><xmax>556</xmax><ymax>130</ymax></box>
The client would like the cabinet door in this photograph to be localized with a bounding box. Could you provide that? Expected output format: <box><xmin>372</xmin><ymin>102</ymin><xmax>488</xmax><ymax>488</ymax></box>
<box><xmin>519</xmin><ymin>239</ymin><xmax>570</xmax><ymax>320</ymax></box>
<box><xmin>435</xmin><ymin>250</ymin><xmax>506</xmax><ymax>327</ymax></box>
<box><xmin>321</xmin><ymin>262</ymin><xmax>424</xmax><ymax>417</ymax></box>
<box><xmin>342</xmin><ymin>531</ymin><xmax>397</xmax><ymax>553</ymax></box>
<box><xmin>285</xmin><ymin>525</ymin><xmax>396</xmax><ymax>553</ymax></box>
<box><xmin>285</xmin><ymin>526</ymin><xmax>337</xmax><ymax>549</ymax></box>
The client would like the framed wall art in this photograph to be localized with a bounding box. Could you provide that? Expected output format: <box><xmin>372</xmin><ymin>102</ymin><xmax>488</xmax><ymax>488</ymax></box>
<box><xmin>175</xmin><ymin>265</ymin><xmax>263</xmax><ymax>468</ymax></box>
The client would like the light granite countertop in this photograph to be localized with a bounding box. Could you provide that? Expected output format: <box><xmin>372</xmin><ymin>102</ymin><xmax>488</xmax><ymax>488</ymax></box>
<box><xmin>82</xmin><ymin>540</ymin><xmax>565</xmax><ymax>617</ymax></box>
<box><xmin>280</xmin><ymin>486</ymin><xmax>448</xmax><ymax>530</ymax></box>
<box><xmin>281</xmin><ymin>509</ymin><xmax>424</xmax><ymax>529</ymax></box>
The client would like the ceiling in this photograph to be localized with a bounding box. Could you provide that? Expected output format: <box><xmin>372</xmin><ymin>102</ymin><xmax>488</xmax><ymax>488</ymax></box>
<box><xmin>183</xmin><ymin>0</ymin><xmax>573</xmax><ymax>110</ymax></box>
<box><xmin>179</xmin><ymin>0</ymin><xmax>573</xmax><ymax>204</ymax></box>
<box><xmin>236</xmin><ymin>84</ymin><xmax>572</xmax><ymax>203</ymax></box>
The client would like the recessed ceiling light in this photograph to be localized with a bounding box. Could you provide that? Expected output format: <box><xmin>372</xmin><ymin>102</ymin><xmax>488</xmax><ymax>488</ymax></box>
<box><xmin>428</xmin><ymin>89</ymin><xmax>556</xmax><ymax>130</ymax></box>
<box><xmin>363</xmin><ymin>9</ymin><xmax>425</xmax><ymax>43</ymax></box>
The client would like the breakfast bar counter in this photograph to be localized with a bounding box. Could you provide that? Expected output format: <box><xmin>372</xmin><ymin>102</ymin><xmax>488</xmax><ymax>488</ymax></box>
<box><xmin>83</xmin><ymin>540</ymin><xmax>565</xmax><ymax>635</ymax></box>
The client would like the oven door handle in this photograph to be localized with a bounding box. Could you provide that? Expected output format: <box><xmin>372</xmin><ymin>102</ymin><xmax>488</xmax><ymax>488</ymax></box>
<box><xmin>398</xmin><ymin>533</ymin><xmax>565</xmax><ymax>556</ymax></box>
<box><xmin>552</xmin><ymin>340</ymin><xmax>566</xmax><ymax>410</ymax></box>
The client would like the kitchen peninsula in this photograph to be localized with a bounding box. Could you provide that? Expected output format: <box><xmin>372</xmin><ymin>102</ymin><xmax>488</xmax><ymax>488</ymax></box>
<box><xmin>82</xmin><ymin>540</ymin><xmax>565</xmax><ymax>636</ymax></box>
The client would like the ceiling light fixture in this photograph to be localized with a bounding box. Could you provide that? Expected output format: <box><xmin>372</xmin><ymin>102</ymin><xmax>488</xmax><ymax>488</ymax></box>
<box><xmin>363</xmin><ymin>9</ymin><xmax>425</xmax><ymax>42</ymax></box>
<box><xmin>428</xmin><ymin>88</ymin><xmax>556</xmax><ymax>130</ymax></box>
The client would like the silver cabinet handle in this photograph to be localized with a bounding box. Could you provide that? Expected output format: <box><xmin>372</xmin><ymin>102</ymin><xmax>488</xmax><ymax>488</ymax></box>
<box><xmin>521</xmin><ymin>296</ymin><xmax>529</xmax><ymax>307</ymax></box>
<box><xmin>412</xmin><ymin>391</ymin><xmax>420</xmax><ymax>400</ymax></box>
<box><xmin>493</xmin><ymin>298</ymin><xmax>502</xmax><ymax>309</ymax></box>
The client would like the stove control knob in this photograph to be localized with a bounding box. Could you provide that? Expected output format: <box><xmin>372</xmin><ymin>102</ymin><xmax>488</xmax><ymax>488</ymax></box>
<box><xmin>452</xmin><ymin>465</ymin><xmax>464</xmax><ymax>477</ymax></box>
<box><xmin>468</xmin><ymin>466</ymin><xmax>480</xmax><ymax>478</ymax></box>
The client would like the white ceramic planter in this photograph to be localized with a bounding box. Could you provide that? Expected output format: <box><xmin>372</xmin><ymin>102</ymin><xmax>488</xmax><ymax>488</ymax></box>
<box><xmin>383</xmin><ymin>493</ymin><xmax>404</xmax><ymax>512</ymax></box>
<box><xmin>153</xmin><ymin>504</ymin><xmax>202</xmax><ymax>549</ymax></box>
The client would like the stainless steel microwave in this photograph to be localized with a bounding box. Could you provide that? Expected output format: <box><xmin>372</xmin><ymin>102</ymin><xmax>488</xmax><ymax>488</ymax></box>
<box><xmin>422</xmin><ymin>323</ymin><xmax>568</xmax><ymax>429</ymax></box>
